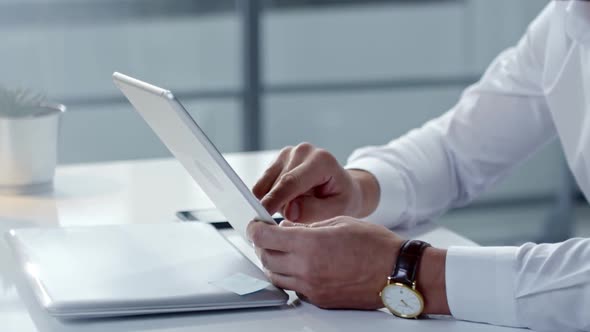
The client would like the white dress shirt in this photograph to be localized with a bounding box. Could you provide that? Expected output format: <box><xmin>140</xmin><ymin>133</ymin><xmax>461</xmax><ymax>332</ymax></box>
<box><xmin>346</xmin><ymin>2</ymin><xmax>590</xmax><ymax>331</ymax></box>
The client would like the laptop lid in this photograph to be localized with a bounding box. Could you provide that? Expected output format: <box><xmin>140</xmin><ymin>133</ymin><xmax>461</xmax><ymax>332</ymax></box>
<box><xmin>6</xmin><ymin>223</ymin><xmax>289</xmax><ymax>318</ymax></box>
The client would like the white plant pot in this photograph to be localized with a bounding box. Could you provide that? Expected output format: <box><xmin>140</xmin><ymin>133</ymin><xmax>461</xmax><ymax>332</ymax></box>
<box><xmin>0</xmin><ymin>103</ymin><xmax>65</xmax><ymax>194</ymax></box>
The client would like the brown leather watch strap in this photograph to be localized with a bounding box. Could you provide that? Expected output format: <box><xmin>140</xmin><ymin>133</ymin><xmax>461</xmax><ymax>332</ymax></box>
<box><xmin>390</xmin><ymin>240</ymin><xmax>431</xmax><ymax>287</ymax></box>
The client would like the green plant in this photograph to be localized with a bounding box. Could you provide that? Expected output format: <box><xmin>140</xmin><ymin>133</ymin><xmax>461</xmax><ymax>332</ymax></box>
<box><xmin>0</xmin><ymin>86</ymin><xmax>48</xmax><ymax>118</ymax></box>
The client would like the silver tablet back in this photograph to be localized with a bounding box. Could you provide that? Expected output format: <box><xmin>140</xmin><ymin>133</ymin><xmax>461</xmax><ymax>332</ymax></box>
<box><xmin>112</xmin><ymin>72</ymin><xmax>277</xmax><ymax>241</ymax></box>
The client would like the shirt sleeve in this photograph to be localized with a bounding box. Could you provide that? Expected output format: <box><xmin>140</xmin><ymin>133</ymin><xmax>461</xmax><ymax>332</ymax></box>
<box><xmin>447</xmin><ymin>239</ymin><xmax>590</xmax><ymax>332</ymax></box>
<box><xmin>345</xmin><ymin>3</ymin><xmax>556</xmax><ymax>229</ymax></box>
<box><xmin>349</xmin><ymin>4</ymin><xmax>590</xmax><ymax>331</ymax></box>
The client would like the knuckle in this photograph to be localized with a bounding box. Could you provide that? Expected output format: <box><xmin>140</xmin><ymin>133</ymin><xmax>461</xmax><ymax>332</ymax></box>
<box><xmin>279</xmin><ymin>146</ymin><xmax>294</xmax><ymax>158</ymax></box>
<box><xmin>263</xmin><ymin>191</ymin><xmax>278</xmax><ymax>205</ymax></box>
<box><xmin>294</xmin><ymin>142</ymin><xmax>314</xmax><ymax>154</ymax></box>
<box><xmin>314</xmin><ymin>148</ymin><xmax>336</xmax><ymax>163</ymax></box>
<box><xmin>279</xmin><ymin>172</ymin><xmax>299</xmax><ymax>187</ymax></box>
<box><xmin>263</xmin><ymin>190</ymin><xmax>276</xmax><ymax>200</ymax></box>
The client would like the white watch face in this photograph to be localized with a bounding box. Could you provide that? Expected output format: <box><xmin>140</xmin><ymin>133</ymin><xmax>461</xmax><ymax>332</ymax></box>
<box><xmin>381</xmin><ymin>283</ymin><xmax>424</xmax><ymax>318</ymax></box>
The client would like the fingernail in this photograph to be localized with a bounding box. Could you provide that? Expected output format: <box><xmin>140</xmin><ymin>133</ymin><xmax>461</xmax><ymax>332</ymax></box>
<box><xmin>288</xmin><ymin>201</ymin><xmax>300</xmax><ymax>221</ymax></box>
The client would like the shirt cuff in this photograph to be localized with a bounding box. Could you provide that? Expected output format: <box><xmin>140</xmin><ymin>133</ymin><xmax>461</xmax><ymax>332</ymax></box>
<box><xmin>345</xmin><ymin>157</ymin><xmax>409</xmax><ymax>228</ymax></box>
<box><xmin>446</xmin><ymin>246</ymin><xmax>521</xmax><ymax>327</ymax></box>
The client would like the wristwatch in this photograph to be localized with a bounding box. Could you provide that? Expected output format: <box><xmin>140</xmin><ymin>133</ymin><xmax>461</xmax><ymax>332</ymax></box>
<box><xmin>380</xmin><ymin>239</ymin><xmax>431</xmax><ymax>318</ymax></box>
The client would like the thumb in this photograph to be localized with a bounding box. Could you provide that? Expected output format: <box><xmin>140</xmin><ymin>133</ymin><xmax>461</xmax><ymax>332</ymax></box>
<box><xmin>284</xmin><ymin>196</ymin><xmax>345</xmax><ymax>223</ymax></box>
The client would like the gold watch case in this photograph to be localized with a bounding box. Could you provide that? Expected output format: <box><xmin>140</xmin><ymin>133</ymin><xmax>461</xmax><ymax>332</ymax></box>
<box><xmin>380</xmin><ymin>281</ymin><xmax>425</xmax><ymax>319</ymax></box>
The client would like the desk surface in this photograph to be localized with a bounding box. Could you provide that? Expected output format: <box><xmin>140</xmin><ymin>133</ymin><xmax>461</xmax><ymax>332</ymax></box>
<box><xmin>0</xmin><ymin>151</ymin><xmax>521</xmax><ymax>332</ymax></box>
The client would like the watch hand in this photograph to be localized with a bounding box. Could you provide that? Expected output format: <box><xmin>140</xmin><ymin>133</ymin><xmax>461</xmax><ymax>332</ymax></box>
<box><xmin>400</xmin><ymin>299</ymin><xmax>410</xmax><ymax>308</ymax></box>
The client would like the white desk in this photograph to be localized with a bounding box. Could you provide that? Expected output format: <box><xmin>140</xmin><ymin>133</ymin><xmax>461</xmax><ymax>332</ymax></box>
<box><xmin>0</xmin><ymin>151</ymin><xmax>522</xmax><ymax>332</ymax></box>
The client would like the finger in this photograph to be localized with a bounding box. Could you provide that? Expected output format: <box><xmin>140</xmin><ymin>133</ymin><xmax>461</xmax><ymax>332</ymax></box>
<box><xmin>257</xmin><ymin>144</ymin><xmax>313</xmax><ymax>209</ymax></box>
<box><xmin>252</xmin><ymin>150</ymin><xmax>290</xmax><ymax>199</ymax></box>
<box><xmin>258</xmin><ymin>249</ymin><xmax>300</xmax><ymax>275</ymax></box>
<box><xmin>261</xmin><ymin>161</ymin><xmax>331</xmax><ymax>216</ymax></box>
<box><xmin>285</xmin><ymin>195</ymin><xmax>347</xmax><ymax>223</ymax></box>
<box><xmin>270</xmin><ymin>154</ymin><xmax>309</xmax><ymax>214</ymax></box>
<box><xmin>266</xmin><ymin>271</ymin><xmax>300</xmax><ymax>292</ymax></box>
<box><xmin>252</xmin><ymin>161</ymin><xmax>283</xmax><ymax>199</ymax></box>
<box><xmin>283</xmin><ymin>143</ymin><xmax>312</xmax><ymax>171</ymax></box>
<box><xmin>247</xmin><ymin>220</ymin><xmax>302</xmax><ymax>252</ymax></box>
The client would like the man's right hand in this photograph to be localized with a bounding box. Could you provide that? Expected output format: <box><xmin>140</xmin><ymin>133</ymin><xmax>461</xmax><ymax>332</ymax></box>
<box><xmin>252</xmin><ymin>143</ymin><xmax>380</xmax><ymax>223</ymax></box>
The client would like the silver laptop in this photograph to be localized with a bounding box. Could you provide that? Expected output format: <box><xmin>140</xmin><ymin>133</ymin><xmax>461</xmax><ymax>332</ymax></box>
<box><xmin>7</xmin><ymin>222</ymin><xmax>288</xmax><ymax>319</ymax></box>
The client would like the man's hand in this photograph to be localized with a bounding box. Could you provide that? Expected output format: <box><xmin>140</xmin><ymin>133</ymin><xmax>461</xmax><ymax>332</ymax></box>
<box><xmin>247</xmin><ymin>217</ymin><xmax>450</xmax><ymax>314</ymax></box>
<box><xmin>248</xmin><ymin>216</ymin><xmax>401</xmax><ymax>309</ymax></box>
<box><xmin>252</xmin><ymin>143</ymin><xmax>380</xmax><ymax>223</ymax></box>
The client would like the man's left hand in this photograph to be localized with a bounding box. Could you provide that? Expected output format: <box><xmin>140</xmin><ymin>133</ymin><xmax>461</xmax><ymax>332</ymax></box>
<box><xmin>247</xmin><ymin>216</ymin><xmax>403</xmax><ymax>309</ymax></box>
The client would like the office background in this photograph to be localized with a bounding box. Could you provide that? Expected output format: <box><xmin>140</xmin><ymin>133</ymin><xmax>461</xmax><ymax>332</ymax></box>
<box><xmin>2</xmin><ymin>0</ymin><xmax>584</xmax><ymax>245</ymax></box>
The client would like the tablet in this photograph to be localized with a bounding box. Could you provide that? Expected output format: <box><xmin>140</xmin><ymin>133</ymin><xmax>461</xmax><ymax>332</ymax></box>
<box><xmin>113</xmin><ymin>72</ymin><xmax>276</xmax><ymax>240</ymax></box>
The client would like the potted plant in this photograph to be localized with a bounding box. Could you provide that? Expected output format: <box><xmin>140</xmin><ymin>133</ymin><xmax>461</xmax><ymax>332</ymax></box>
<box><xmin>0</xmin><ymin>87</ymin><xmax>66</xmax><ymax>194</ymax></box>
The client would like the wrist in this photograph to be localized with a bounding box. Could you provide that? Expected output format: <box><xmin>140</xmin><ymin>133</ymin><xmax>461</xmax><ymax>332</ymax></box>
<box><xmin>417</xmin><ymin>247</ymin><xmax>450</xmax><ymax>315</ymax></box>
<box><xmin>347</xmin><ymin>169</ymin><xmax>380</xmax><ymax>218</ymax></box>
